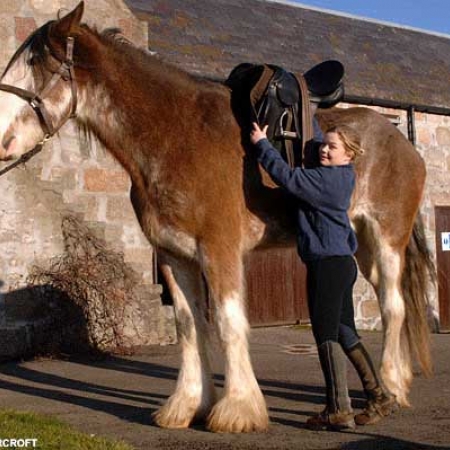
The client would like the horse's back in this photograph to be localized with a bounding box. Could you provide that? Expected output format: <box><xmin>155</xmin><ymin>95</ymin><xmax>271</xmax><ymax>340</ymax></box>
<box><xmin>317</xmin><ymin>107</ymin><xmax>425</xmax><ymax>220</ymax></box>
<box><xmin>316</xmin><ymin>107</ymin><xmax>423</xmax><ymax>170</ymax></box>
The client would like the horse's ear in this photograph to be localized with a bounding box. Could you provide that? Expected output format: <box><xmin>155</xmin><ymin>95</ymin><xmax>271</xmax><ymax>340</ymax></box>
<box><xmin>52</xmin><ymin>1</ymin><xmax>84</xmax><ymax>38</ymax></box>
<box><xmin>47</xmin><ymin>1</ymin><xmax>85</xmax><ymax>61</ymax></box>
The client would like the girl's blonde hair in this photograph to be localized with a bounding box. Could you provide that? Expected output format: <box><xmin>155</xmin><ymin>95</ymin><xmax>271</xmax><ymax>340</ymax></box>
<box><xmin>326</xmin><ymin>124</ymin><xmax>365</xmax><ymax>160</ymax></box>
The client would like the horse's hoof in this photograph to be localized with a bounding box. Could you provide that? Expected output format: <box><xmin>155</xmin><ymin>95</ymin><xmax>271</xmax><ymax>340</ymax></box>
<box><xmin>206</xmin><ymin>397</ymin><xmax>269</xmax><ymax>433</ymax></box>
<box><xmin>152</xmin><ymin>388</ymin><xmax>216</xmax><ymax>429</ymax></box>
<box><xmin>380</xmin><ymin>383</ymin><xmax>410</xmax><ymax>408</ymax></box>
<box><xmin>380</xmin><ymin>367</ymin><xmax>412</xmax><ymax>409</ymax></box>
<box><xmin>152</xmin><ymin>395</ymin><xmax>199</xmax><ymax>429</ymax></box>
<box><xmin>393</xmin><ymin>393</ymin><xmax>410</xmax><ymax>408</ymax></box>
<box><xmin>152</xmin><ymin>407</ymin><xmax>192</xmax><ymax>429</ymax></box>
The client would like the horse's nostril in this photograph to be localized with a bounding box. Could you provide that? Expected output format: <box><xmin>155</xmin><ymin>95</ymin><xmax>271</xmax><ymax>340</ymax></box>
<box><xmin>2</xmin><ymin>135</ymin><xmax>17</xmax><ymax>159</ymax></box>
<box><xmin>2</xmin><ymin>135</ymin><xmax>15</xmax><ymax>151</ymax></box>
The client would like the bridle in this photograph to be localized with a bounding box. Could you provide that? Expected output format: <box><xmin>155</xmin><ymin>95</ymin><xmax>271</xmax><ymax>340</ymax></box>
<box><xmin>0</xmin><ymin>34</ymin><xmax>78</xmax><ymax>175</ymax></box>
<box><xmin>0</xmin><ymin>35</ymin><xmax>77</xmax><ymax>140</ymax></box>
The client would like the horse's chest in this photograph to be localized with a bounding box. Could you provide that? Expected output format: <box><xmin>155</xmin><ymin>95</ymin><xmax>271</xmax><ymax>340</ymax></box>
<box><xmin>130</xmin><ymin>183</ymin><xmax>198</xmax><ymax>259</ymax></box>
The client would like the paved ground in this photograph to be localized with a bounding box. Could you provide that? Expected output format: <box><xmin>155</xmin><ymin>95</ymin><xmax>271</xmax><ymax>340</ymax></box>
<box><xmin>1</xmin><ymin>326</ymin><xmax>450</xmax><ymax>449</ymax></box>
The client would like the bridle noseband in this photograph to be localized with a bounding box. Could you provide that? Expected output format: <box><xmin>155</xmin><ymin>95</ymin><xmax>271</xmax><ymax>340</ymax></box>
<box><xmin>0</xmin><ymin>35</ymin><xmax>78</xmax><ymax>143</ymax></box>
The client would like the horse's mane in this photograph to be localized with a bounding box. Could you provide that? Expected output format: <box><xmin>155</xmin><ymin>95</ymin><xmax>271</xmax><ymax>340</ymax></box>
<box><xmin>2</xmin><ymin>17</ymin><xmax>227</xmax><ymax>153</ymax></box>
<box><xmin>1</xmin><ymin>23</ymin><xmax>51</xmax><ymax>78</ymax></box>
<box><xmin>98</xmin><ymin>27</ymin><xmax>225</xmax><ymax>93</ymax></box>
<box><xmin>100</xmin><ymin>27</ymin><xmax>142</xmax><ymax>52</ymax></box>
<box><xmin>100</xmin><ymin>27</ymin><xmax>152</xmax><ymax>60</ymax></box>
<box><xmin>2</xmin><ymin>14</ymin><xmax>222</xmax><ymax>95</ymax></box>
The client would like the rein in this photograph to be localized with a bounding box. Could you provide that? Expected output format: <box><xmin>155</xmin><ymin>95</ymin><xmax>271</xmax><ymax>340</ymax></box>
<box><xmin>0</xmin><ymin>142</ymin><xmax>44</xmax><ymax>177</ymax></box>
<box><xmin>0</xmin><ymin>35</ymin><xmax>77</xmax><ymax>171</ymax></box>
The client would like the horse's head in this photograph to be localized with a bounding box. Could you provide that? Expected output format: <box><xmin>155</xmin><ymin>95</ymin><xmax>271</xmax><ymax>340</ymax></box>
<box><xmin>0</xmin><ymin>2</ymin><xmax>85</xmax><ymax>161</ymax></box>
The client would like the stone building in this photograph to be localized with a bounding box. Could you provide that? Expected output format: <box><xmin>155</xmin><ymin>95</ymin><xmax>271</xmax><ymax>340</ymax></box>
<box><xmin>0</xmin><ymin>0</ymin><xmax>176</xmax><ymax>359</ymax></box>
<box><xmin>127</xmin><ymin>0</ymin><xmax>450</xmax><ymax>330</ymax></box>
<box><xmin>1</xmin><ymin>0</ymin><xmax>449</xmax><ymax>358</ymax></box>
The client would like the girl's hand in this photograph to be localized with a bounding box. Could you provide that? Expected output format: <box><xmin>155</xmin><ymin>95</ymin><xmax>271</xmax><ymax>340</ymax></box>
<box><xmin>250</xmin><ymin>122</ymin><xmax>269</xmax><ymax>145</ymax></box>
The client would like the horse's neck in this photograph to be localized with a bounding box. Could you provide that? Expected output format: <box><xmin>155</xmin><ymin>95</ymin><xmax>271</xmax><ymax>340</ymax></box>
<box><xmin>79</xmin><ymin>56</ymin><xmax>186</xmax><ymax>184</ymax></box>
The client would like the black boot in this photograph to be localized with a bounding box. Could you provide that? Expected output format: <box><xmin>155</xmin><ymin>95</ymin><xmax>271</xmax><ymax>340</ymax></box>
<box><xmin>307</xmin><ymin>341</ymin><xmax>356</xmax><ymax>431</ymax></box>
<box><xmin>345</xmin><ymin>342</ymin><xmax>399</xmax><ymax>425</ymax></box>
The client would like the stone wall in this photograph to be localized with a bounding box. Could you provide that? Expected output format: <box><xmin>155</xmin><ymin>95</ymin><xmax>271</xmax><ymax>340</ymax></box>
<box><xmin>0</xmin><ymin>0</ymin><xmax>176</xmax><ymax>359</ymax></box>
<box><xmin>1</xmin><ymin>1</ymin><xmax>449</xmax><ymax>355</ymax></box>
<box><xmin>410</xmin><ymin>110</ymin><xmax>449</xmax><ymax>332</ymax></box>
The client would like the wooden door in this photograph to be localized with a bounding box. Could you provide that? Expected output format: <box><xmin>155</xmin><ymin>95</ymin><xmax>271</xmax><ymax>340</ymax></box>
<box><xmin>435</xmin><ymin>206</ymin><xmax>450</xmax><ymax>331</ymax></box>
<box><xmin>245</xmin><ymin>247</ymin><xmax>309</xmax><ymax>326</ymax></box>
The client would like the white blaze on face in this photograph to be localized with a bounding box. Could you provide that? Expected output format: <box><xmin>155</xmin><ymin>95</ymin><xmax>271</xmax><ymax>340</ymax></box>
<box><xmin>0</xmin><ymin>40</ymin><xmax>74</xmax><ymax>160</ymax></box>
<box><xmin>0</xmin><ymin>47</ymin><xmax>37</xmax><ymax>159</ymax></box>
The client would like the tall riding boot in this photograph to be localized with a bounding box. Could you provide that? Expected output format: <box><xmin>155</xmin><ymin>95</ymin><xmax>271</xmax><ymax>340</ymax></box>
<box><xmin>307</xmin><ymin>341</ymin><xmax>356</xmax><ymax>431</ymax></box>
<box><xmin>345</xmin><ymin>342</ymin><xmax>399</xmax><ymax>425</ymax></box>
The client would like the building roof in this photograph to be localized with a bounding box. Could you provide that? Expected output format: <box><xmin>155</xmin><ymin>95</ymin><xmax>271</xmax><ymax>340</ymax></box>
<box><xmin>272</xmin><ymin>0</ymin><xmax>450</xmax><ymax>40</ymax></box>
<box><xmin>125</xmin><ymin>0</ymin><xmax>450</xmax><ymax>110</ymax></box>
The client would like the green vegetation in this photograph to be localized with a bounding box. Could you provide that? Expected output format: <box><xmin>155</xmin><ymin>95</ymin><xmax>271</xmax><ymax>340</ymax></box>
<box><xmin>0</xmin><ymin>410</ymin><xmax>134</xmax><ymax>450</ymax></box>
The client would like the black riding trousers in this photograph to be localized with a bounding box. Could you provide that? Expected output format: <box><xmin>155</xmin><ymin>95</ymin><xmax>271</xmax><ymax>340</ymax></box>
<box><xmin>306</xmin><ymin>255</ymin><xmax>359</xmax><ymax>349</ymax></box>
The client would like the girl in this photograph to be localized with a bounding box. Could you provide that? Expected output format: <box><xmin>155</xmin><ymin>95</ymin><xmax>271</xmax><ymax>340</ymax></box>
<box><xmin>250</xmin><ymin>122</ymin><xmax>398</xmax><ymax>431</ymax></box>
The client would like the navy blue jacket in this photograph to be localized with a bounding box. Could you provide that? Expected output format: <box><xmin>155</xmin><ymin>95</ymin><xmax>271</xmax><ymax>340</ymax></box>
<box><xmin>255</xmin><ymin>138</ymin><xmax>357</xmax><ymax>262</ymax></box>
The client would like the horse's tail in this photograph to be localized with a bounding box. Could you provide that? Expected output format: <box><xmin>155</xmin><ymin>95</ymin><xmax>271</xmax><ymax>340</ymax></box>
<box><xmin>402</xmin><ymin>212</ymin><xmax>436</xmax><ymax>377</ymax></box>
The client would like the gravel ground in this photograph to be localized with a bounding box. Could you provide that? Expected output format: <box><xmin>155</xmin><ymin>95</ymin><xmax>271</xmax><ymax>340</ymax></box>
<box><xmin>1</xmin><ymin>327</ymin><xmax>449</xmax><ymax>449</ymax></box>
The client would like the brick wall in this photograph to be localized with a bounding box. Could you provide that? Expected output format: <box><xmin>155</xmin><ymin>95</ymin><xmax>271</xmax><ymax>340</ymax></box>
<box><xmin>0</xmin><ymin>1</ymin><xmax>176</xmax><ymax>358</ymax></box>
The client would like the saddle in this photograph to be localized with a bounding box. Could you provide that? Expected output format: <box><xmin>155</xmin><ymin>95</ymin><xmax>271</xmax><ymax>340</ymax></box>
<box><xmin>226</xmin><ymin>60</ymin><xmax>344</xmax><ymax>167</ymax></box>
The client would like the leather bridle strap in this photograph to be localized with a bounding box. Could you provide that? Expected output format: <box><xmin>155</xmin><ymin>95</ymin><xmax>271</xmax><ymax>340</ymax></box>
<box><xmin>0</xmin><ymin>84</ymin><xmax>55</xmax><ymax>136</ymax></box>
<box><xmin>0</xmin><ymin>36</ymin><xmax>77</xmax><ymax>140</ymax></box>
<box><xmin>64</xmin><ymin>36</ymin><xmax>78</xmax><ymax>119</ymax></box>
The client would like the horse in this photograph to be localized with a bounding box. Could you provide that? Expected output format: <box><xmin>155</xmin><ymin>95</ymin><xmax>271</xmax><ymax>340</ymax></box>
<box><xmin>0</xmin><ymin>2</ymin><xmax>434</xmax><ymax>433</ymax></box>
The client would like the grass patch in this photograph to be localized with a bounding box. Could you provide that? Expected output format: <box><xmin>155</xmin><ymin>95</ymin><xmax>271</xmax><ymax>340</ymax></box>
<box><xmin>0</xmin><ymin>410</ymin><xmax>134</xmax><ymax>450</ymax></box>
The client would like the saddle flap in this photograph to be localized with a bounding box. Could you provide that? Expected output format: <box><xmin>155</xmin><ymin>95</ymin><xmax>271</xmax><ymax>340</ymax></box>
<box><xmin>269</xmin><ymin>65</ymin><xmax>300</xmax><ymax>107</ymax></box>
<box><xmin>225</xmin><ymin>63</ymin><xmax>274</xmax><ymax>122</ymax></box>
<box><xmin>226</xmin><ymin>62</ymin><xmax>315</xmax><ymax>167</ymax></box>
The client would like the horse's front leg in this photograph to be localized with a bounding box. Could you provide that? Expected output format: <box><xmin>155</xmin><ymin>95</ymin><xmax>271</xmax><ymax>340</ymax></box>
<box><xmin>202</xmin><ymin>247</ymin><xmax>269</xmax><ymax>433</ymax></box>
<box><xmin>152</xmin><ymin>252</ymin><xmax>216</xmax><ymax>428</ymax></box>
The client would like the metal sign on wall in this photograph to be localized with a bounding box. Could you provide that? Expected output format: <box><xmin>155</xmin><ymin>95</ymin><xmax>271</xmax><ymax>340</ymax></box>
<box><xmin>436</xmin><ymin>207</ymin><xmax>450</xmax><ymax>331</ymax></box>
<box><xmin>442</xmin><ymin>232</ymin><xmax>450</xmax><ymax>252</ymax></box>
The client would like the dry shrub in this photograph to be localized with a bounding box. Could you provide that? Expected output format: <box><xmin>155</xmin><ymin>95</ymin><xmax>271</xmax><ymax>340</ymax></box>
<box><xmin>28</xmin><ymin>215</ymin><xmax>140</xmax><ymax>354</ymax></box>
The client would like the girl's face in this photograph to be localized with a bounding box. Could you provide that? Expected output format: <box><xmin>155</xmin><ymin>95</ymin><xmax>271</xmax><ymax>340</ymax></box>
<box><xmin>319</xmin><ymin>132</ymin><xmax>352</xmax><ymax>166</ymax></box>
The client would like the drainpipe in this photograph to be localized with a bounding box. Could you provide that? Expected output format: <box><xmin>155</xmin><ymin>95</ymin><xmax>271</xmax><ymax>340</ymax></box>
<box><xmin>407</xmin><ymin>106</ymin><xmax>416</xmax><ymax>146</ymax></box>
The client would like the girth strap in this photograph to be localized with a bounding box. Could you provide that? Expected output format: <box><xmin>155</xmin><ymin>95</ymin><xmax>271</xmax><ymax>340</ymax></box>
<box><xmin>296</xmin><ymin>74</ymin><xmax>314</xmax><ymax>163</ymax></box>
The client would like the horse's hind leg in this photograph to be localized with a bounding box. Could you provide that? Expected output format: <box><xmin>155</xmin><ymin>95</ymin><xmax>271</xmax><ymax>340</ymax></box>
<box><xmin>202</xmin><ymin>246</ymin><xmax>269</xmax><ymax>433</ymax></box>
<box><xmin>152</xmin><ymin>252</ymin><xmax>216</xmax><ymax>428</ymax></box>
<box><xmin>356</xmin><ymin>220</ymin><xmax>412</xmax><ymax>406</ymax></box>
<box><xmin>376</xmin><ymin>245</ymin><xmax>412</xmax><ymax>407</ymax></box>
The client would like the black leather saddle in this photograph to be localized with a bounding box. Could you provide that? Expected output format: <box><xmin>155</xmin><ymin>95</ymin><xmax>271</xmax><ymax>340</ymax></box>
<box><xmin>226</xmin><ymin>60</ymin><xmax>344</xmax><ymax>166</ymax></box>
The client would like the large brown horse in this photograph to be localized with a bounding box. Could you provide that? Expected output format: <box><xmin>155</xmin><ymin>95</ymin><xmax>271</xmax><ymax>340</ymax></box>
<box><xmin>0</xmin><ymin>2</ymin><xmax>433</xmax><ymax>433</ymax></box>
